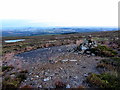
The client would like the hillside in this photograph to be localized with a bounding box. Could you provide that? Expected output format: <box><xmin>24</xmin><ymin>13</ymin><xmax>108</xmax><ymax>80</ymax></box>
<box><xmin>2</xmin><ymin>30</ymin><xmax>120</xmax><ymax>89</ymax></box>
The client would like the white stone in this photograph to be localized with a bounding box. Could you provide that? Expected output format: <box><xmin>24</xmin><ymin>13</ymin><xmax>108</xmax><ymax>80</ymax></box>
<box><xmin>86</xmin><ymin>51</ymin><xmax>90</xmax><ymax>53</ymax></box>
<box><xmin>38</xmin><ymin>85</ymin><xmax>42</xmax><ymax>88</ymax></box>
<box><xmin>43</xmin><ymin>77</ymin><xmax>51</xmax><ymax>81</ymax></box>
<box><xmin>55</xmin><ymin>61</ymin><xmax>58</xmax><ymax>63</ymax></box>
<box><xmin>74</xmin><ymin>76</ymin><xmax>78</xmax><ymax>79</ymax></box>
<box><xmin>45</xmin><ymin>72</ymin><xmax>49</xmax><ymax>76</ymax></box>
<box><xmin>10</xmin><ymin>74</ymin><xmax>15</xmax><ymax>79</ymax></box>
<box><xmin>31</xmin><ymin>78</ymin><xmax>34</xmax><ymax>80</ymax></box>
<box><xmin>35</xmin><ymin>75</ymin><xmax>39</xmax><ymax>78</ymax></box>
<box><xmin>91</xmin><ymin>53</ymin><xmax>95</xmax><ymax>56</ymax></box>
<box><xmin>50</xmin><ymin>74</ymin><xmax>55</xmax><ymax>76</ymax></box>
<box><xmin>84</xmin><ymin>73</ymin><xmax>88</xmax><ymax>77</ymax></box>
<box><xmin>58</xmin><ymin>49</ymin><xmax>62</xmax><ymax>51</ymax></box>
<box><xmin>59</xmin><ymin>67</ymin><xmax>63</xmax><ymax>70</ymax></box>
<box><xmin>69</xmin><ymin>60</ymin><xmax>77</xmax><ymax>62</ymax></box>
<box><xmin>66</xmin><ymin>84</ymin><xmax>71</xmax><ymax>88</ymax></box>
<box><xmin>62</xmin><ymin>59</ymin><xmax>68</xmax><ymax>62</ymax></box>
<box><xmin>81</xmin><ymin>46</ymin><xmax>87</xmax><ymax>50</ymax></box>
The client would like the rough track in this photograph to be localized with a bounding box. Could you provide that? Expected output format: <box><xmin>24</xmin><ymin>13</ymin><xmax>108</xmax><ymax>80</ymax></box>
<box><xmin>6</xmin><ymin>44</ymin><xmax>104</xmax><ymax>88</ymax></box>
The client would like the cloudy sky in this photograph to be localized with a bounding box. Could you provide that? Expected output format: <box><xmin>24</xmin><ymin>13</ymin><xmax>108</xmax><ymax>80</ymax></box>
<box><xmin>0</xmin><ymin>0</ymin><xmax>119</xmax><ymax>27</ymax></box>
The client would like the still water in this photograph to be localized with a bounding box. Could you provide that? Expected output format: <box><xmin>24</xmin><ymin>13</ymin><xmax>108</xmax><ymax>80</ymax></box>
<box><xmin>5</xmin><ymin>39</ymin><xmax>25</xmax><ymax>43</ymax></box>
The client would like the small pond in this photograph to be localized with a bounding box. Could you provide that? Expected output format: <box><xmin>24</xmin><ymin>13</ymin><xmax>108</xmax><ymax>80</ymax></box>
<box><xmin>5</xmin><ymin>39</ymin><xmax>25</xmax><ymax>43</ymax></box>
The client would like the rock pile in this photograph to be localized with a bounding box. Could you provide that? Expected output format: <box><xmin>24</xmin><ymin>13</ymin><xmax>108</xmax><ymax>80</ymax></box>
<box><xmin>75</xmin><ymin>35</ymin><xmax>97</xmax><ymax>55</ymax></box>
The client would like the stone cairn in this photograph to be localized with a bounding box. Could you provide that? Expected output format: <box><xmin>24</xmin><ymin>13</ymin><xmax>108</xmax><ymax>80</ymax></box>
<box><xmin>75</xmin><ymin>35</ymin><xmax>97</xmax><ymax>55</ymax></box>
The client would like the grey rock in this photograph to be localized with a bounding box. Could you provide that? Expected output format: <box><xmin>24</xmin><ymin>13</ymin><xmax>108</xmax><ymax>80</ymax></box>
<box><xmin>91</xmin><ymin>53</ymin><xmax>95</xmax><ymax>56</ymax></box>
<box><xmin>44</xmin><ymin>72</ymin><xmax>49</xmax><ymax>76</ymax></box>
<box><xmin>86</xmin><ymin>51</ymin><xmax>91</xmax><ymax>54</ymax></box>
<box><xmin>10</xmin><ymin>74</ymin><xmax>16</xmax><ymax>79</ymax></box>
<box><xmin>84</xmin><ymin>73</ymin><xmax>88</xmax><ymax>77</ymax></box>
<box><xmin>30</xmin><ymin>78</ymin><xmax>34</xmax><ymax>80</ymax></box>
<box><xmin>74</xmin><ymin>76</ymin><xmax>78</xmax><ymax>79</ymax></box>
<box><xmin>38</xmin><ymin>85</ymin><xmax>42</xmax><ymax>88</ymax></box>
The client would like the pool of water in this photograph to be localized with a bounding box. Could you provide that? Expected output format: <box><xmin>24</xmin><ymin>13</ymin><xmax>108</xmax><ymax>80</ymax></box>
<box><xmin>5</xmin><ymin>39</ymin><xmax>25</xmax><ymax>43</ymax></box>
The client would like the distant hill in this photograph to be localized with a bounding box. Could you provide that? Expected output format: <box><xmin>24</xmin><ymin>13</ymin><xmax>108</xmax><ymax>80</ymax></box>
<box><xmin>2</xmin><ymin>27</ymin><xmax>118</xmax><ymax>37</ymax></box>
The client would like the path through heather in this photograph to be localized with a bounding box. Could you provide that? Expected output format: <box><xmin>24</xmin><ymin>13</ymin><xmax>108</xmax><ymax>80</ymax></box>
<box><xmin>6</xmin><ymin>44</ymin><xmax>104</xmax><ymax>88</ymax></box>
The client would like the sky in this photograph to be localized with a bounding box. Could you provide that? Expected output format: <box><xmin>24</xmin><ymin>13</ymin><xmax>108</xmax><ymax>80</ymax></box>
<box><xmin>0</xmin><ymin>0</ymin><xmax>119</xmax><ymax>27</ymax></box>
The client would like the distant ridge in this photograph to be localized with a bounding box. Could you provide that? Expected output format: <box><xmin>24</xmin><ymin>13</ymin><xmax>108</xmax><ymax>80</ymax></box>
<box><xmin>2</xmin><ymin>27</ymin><xmax>118</xmax><ymax>37</ymax></box>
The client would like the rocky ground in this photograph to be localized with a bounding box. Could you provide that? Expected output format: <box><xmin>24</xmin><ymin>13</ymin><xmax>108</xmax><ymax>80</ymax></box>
<box><xmin>2</xmin><ymin>44</ymin><xmax>105</xmax><ymax>88</ymax></box>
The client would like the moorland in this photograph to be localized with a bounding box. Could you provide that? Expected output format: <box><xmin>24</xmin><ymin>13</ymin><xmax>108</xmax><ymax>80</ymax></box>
<box><xmin>1</xmin><ymin>30</ymin><xmax>120</xmax><ymax>89</ymax></box>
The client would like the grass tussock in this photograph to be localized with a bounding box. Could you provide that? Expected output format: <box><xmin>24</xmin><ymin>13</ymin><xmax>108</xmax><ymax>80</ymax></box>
<box><xmin>87</xmin><ymin>73</ymin><xmax>120</xmax><ymax>88</ymax></box>
<box><xmin>91</xmin><ymin>45</ymin><xmax>118</xmax><ymax>57</ymax></box>
<box><xmin>3</xmin><ymin>77</ymin><xmax>21</xmax><ymax>89</ymax></box>
<box><xmin>2</xmin><ymin>67</ymin><xmax>28</xmax><ymax>89</ymax></box>
<box><xmin>2</xmin><ymin>65</ymin><xmax>14</xmax><ymax>72</ymax></box>
<box><xmin>98</xmin><ymin>57</ymin><xmax>120</xmax><ymax>72</ymax></box>
<box><xmin>3</xmin><ymin>74</ymin><xmax>27</xmax><ymax>89</ymax></box>
<box><xmin>88</xmin><ymin>57</ymin><xmax>120</xmax><ymax>88</ymax></box>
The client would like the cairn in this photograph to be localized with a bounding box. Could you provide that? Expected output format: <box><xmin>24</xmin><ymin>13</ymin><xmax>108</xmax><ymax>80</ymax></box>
<box><xmin>75</xmin><ymin>35</ymin><xmax>97</xmax><ymax>55</ymax></box>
